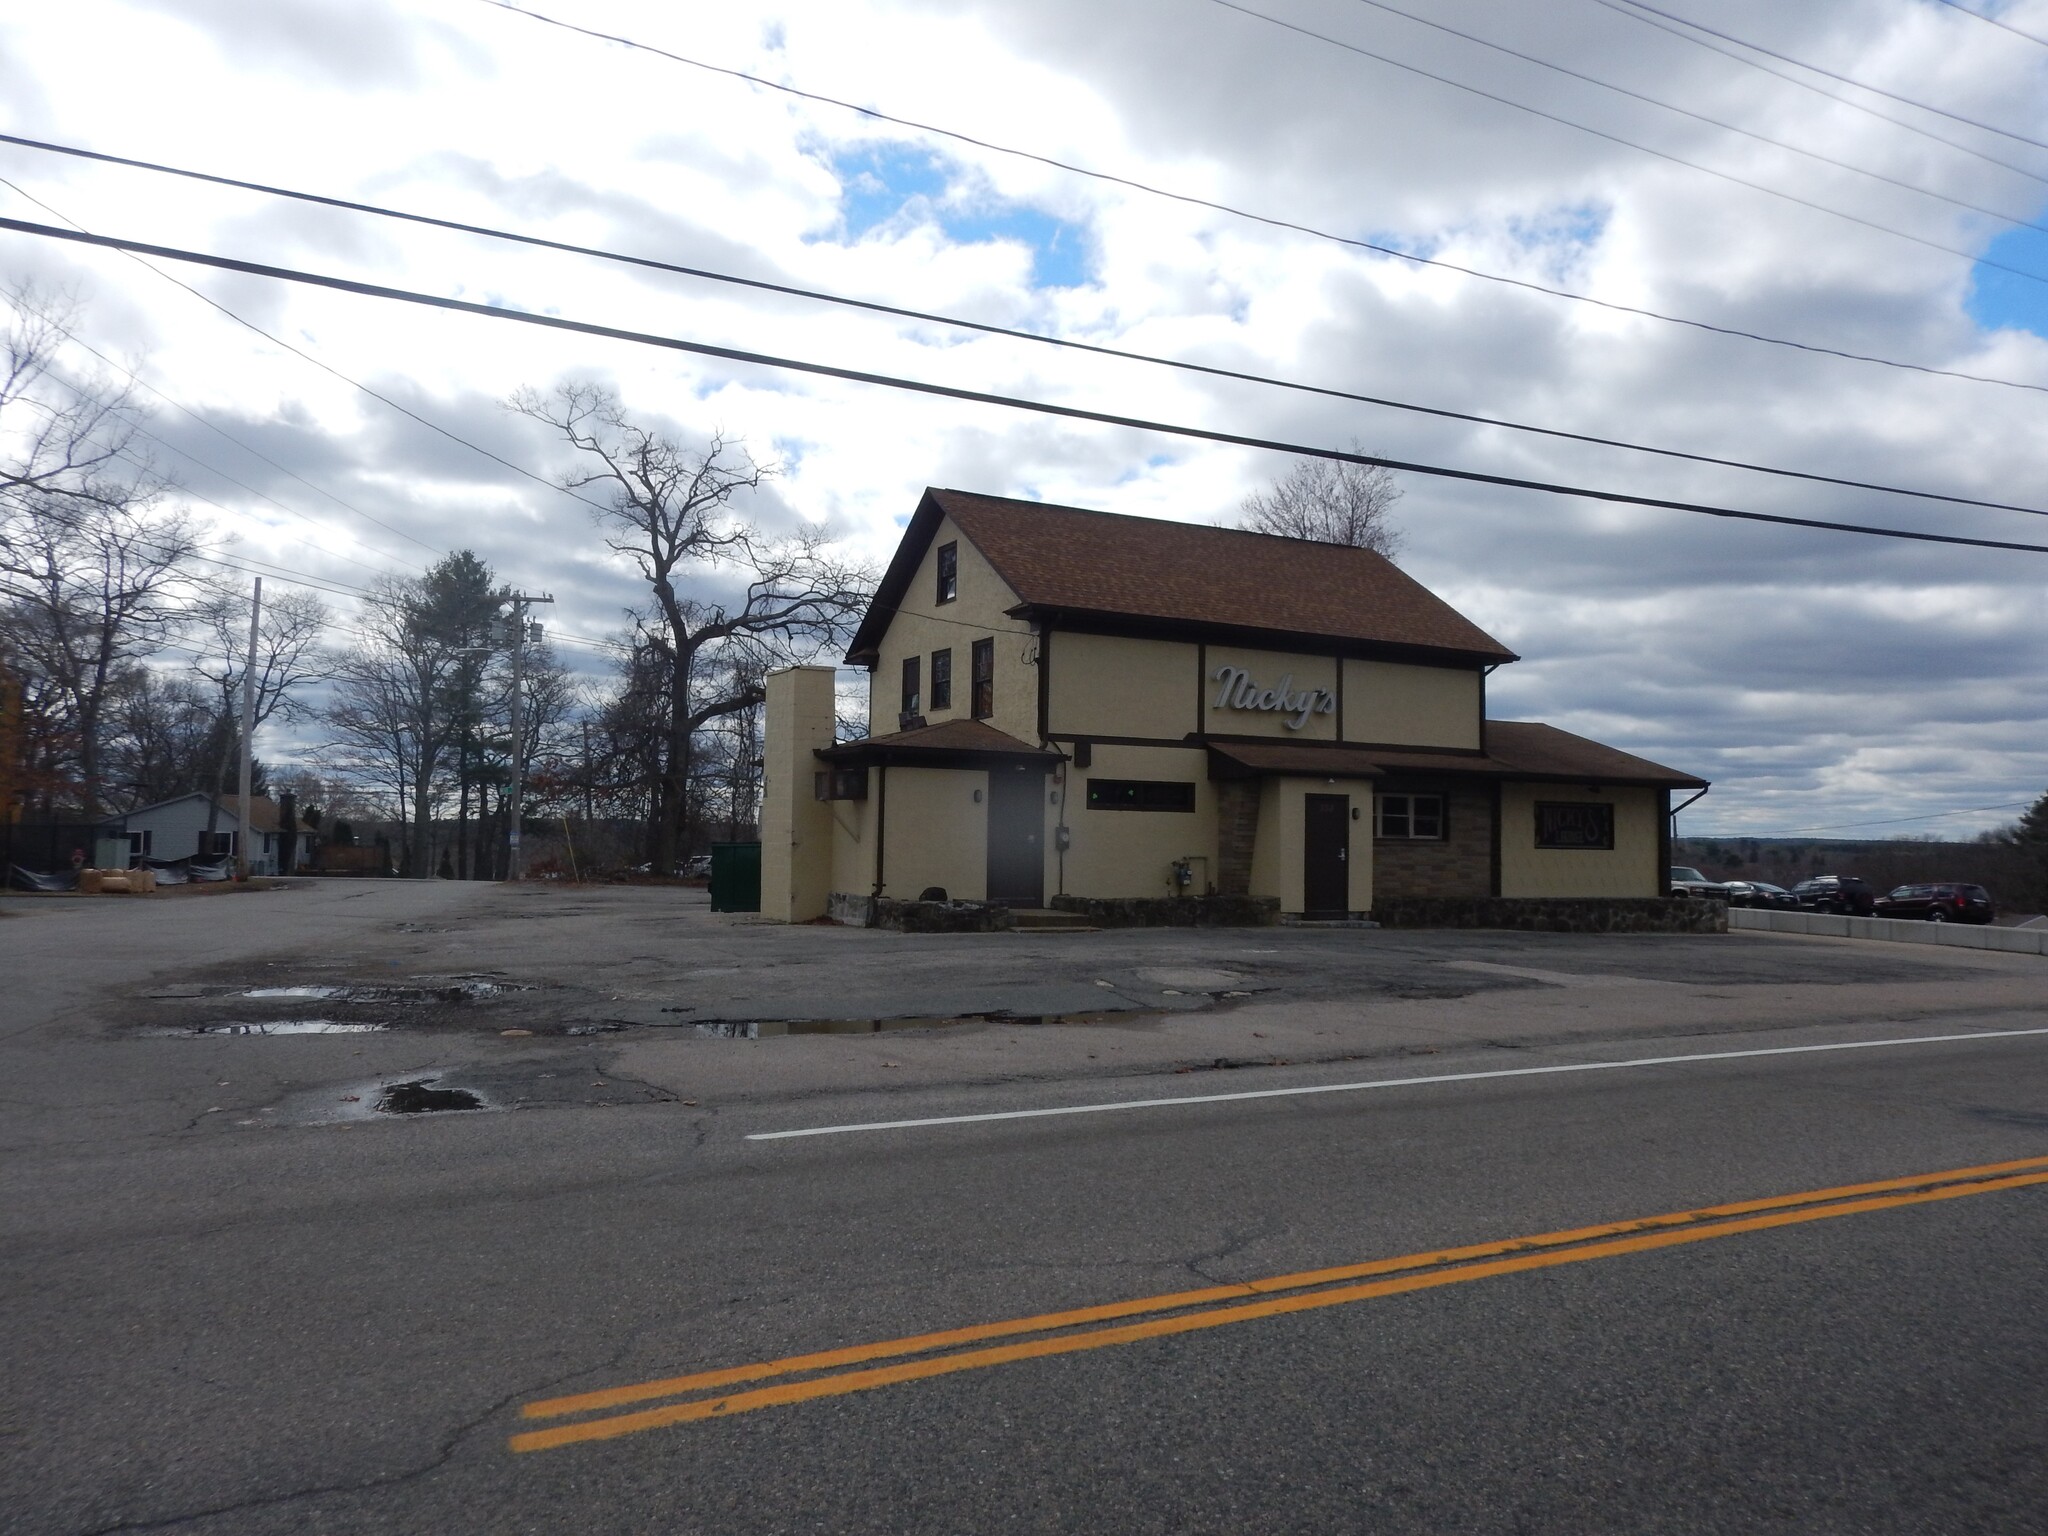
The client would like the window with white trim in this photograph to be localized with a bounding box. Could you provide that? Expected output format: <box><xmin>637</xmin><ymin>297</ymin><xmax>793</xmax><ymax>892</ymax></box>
<box><xmin>1375</xmin><ymin>793</ymin><xmax>1445</xmax><ymax>840</ymax></box>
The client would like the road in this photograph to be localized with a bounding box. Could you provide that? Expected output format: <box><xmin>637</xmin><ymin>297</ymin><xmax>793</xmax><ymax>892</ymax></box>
<box><xmin>4</xmin><ymin>880</ymin><xmax>2045</xmax><ymax>1533</ymax></box>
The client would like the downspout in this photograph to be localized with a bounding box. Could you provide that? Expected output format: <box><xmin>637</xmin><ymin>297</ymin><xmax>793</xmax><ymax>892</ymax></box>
<box><xmin>1671</xmin><ymin>786</ymin><xmax>1710</xmax><ymax>832</ymax></box>
<box><xmin>869</xmin><ymin>763</ymin><xmax>887</xmax><ymax>924</ymax></box>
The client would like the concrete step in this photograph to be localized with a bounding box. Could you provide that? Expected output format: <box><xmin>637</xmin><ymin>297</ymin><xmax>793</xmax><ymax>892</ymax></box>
<box><xmin>1008</xmin><ymin>908</ymin><xmax>1099</xmax><ymax>932</ymax></box>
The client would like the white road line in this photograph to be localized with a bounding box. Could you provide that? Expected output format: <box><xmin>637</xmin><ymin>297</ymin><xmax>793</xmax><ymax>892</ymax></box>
<box><xmin>745</xmin><ymin>1026</ymin><xmax>2048</xmax><ymax>1141</ymax></box>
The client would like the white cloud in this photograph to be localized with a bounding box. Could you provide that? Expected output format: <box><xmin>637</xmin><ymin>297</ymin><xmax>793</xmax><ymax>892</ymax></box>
<box><xmin>5</xmin><ymin>0</ymin><xmax>2047</xmax><ymax>835</ymax></box>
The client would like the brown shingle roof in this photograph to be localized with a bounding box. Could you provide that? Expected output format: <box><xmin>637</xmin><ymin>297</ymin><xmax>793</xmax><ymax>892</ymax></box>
<box><xmin>1212</xmin><ymin>722</ymin><xmax>1706</xmax><ymax>788</ymax></box>
<box><xmin>847</xmin><ymin>489</ymin><xmax>1517</xmax><ymax>664</ymax></box>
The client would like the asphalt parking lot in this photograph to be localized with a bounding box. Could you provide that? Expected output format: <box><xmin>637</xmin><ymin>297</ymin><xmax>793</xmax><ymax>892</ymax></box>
<box><xmin>4</xmin><ymin>877</ymin><xmax>2043</xmax><ymax>1145</ymax></box>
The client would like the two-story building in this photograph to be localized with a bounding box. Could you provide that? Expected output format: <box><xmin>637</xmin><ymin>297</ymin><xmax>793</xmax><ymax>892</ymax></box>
<box><xmin>762</xmin><ymin>488</ymin><xmax>1706</xmax><ymax>922</ymax></box>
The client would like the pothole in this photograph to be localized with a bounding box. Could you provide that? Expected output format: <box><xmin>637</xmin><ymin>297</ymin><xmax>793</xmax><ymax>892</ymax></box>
<box><xmin>376</xmin><ymin>1079</ymin><xmax>484</xmax><ymax>1114</ymax></box>
<box><xmin>232</xmin><ymin>978</ymin><xmax>533</xmax><ymax>1005</ymax></box>
<box><xmin>693</xmin><ymin>1010</ymin><xmax>1156</xmax><ymax>1038</ymax></box>
<box><xmin>149</xmin><ymin>1020</ymin><xmax>391</xmax><ymax>1036</ymax></box>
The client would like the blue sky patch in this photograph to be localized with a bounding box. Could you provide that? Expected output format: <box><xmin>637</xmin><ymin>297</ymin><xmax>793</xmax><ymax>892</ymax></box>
<box><xmin>1965</xmin><ymin>223</ymin><xmax>2048</xmax><ymax>338</ymax></box>
<box><xmin>825</xmin><ymin>144</ymin><xmax>1088</xmax><ymax>289</ymax></box>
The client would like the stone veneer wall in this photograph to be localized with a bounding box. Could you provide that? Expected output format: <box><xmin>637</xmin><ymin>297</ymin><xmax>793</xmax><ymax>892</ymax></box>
<box><xmin>1214</xmin><ymin>779</ymin><xmax>1260</xmax><ymax>897</ymax></box>
<box><xmin>1049</xmin><ymin>894</ymin><xmax>1280</xmax><ymax>927</ymax></box>
<box><xmin>1371</xmin><ymin>782</ymin><xmax>1493</xmax><ymax>901</ymax></box>
<box><xmin>830</xmin><ymin>891</ymin><xmax>1017</xmax><ymax>932</ymax></box>
<box><xmin>1372</xmin><ymin>896</ymin><xmax>1727</xmax><ymax>933</ymax></box>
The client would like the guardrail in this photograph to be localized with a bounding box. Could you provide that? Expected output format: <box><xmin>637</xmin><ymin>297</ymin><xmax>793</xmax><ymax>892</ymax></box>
<box><xmin>1729</xmin><ymin>907</ymin><xmax>2046</xmax><ymax>955</ymax></box>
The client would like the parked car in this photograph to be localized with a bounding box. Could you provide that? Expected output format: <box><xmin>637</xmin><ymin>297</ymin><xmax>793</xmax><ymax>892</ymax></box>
<box><xmin>1789</xmin><ymin>875</ymin><xmax>1877</xmax><ymax>916</ymax></box>
<box><xmin>1669</xmin><ymin>865</ymin><xmax>1733</xmax><ymax>900</ymax></box>
<box><xmin>1873</xmin><ymin>882</ymin><xmax>1995</xmax><ymax>924</ymax></box>
<box><xmin>1724</xmin><ymin>880</ymin><xmax>1799</xmax><ymax>910</ymax></box>
<box><xmin>682</xmin><ymin>854</ymin><xmax>713</xmax><ymax>878</ymax></box>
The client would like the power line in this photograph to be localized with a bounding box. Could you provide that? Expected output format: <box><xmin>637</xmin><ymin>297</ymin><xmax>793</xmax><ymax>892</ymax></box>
<box><xmin>1209</xmin><ymin>0</ymin><xmax>2048</xmax><ymax>285</ymax></box>
<box><xmin>469</xmin><ymin>0</ymin><xmax>2046</xmax><ymax>395</ymax></box>
<box><xmin>1343</xmin><ymin>0</ymin><xmax>2048</xmax><ymax>228</ymax></box>
<box><xmin>6</xmin><ymin>135</ymin><xmax>2042</xmax><ymax>514</ymax></box>
<box><xmin>1581</xmin><ymin>0</ymin><xmax>2048</xmax><ymax>185</ymax></box>
<box><xmin>2</xmin><ymin>253</ymin><xmax>431</xmax><ymax>570</ymax></box>
<box><xmin>0</xmin><ymin>176</ymin><xmax>611</xmax><ymax>524</ymax></box>
<box><xmin>1613</xmin><ymin>0</ymin><xmax>2048</xmax><ymax>153</ymax></box>
<box><xmin>1930</xmin><ymin>0</ymin><xmax>2048</xmax><ymax>51</ymax></box>
<box><xmin>9</xmin><ymin>365</ymin><xmax>416</xmax><ymax>583</ymax></box>
<box><xmin>10</xmin><ymin>213</ymin><xmax>2048</xmax><ymax>558</ymax></box>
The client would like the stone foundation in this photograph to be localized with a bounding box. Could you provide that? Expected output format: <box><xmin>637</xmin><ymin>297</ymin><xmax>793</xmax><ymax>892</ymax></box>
<box><xmin>1049</xmin><ymin>894</ymin><xmax>1281</xmax><ymax>927</ymax></box>
<box><xmin>1372</xmin><ymin>896</ymin><xmax>1726</xmax><ymax>933</ymax></box>
<box><xmin>831</xmin><ymin>892</ymin><xmax>1017</xmax><ymax>932</ymax></box>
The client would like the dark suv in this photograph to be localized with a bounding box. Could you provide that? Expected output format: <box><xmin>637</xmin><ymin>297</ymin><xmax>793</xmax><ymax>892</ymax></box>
<box><xmin>1873</xmin><ymin>883</ymin><xmax>1995</xmax><ymax>924</ymax></box>
<box><xmin>1790</xmin><ymin>875</ymin><xmax>1877</xmax><ymax>916</ymax></box>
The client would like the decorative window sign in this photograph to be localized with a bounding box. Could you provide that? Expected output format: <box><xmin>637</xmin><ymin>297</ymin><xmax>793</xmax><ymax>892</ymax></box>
<box><xmin>1534</xmin><ymin>801</ymin><xmax>1614</xmax><ymax>849</ymax></box>
<box><xmin>1210</xmin><ymin>666</ymin><xmax>1334</xmax><ymax>731</ymax></box>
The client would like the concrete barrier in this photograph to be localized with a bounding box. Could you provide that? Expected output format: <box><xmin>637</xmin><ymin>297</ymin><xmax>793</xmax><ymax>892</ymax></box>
<box><xmin>1729</xmin><ymin>907</ymin><xmax>2046</xmax><ymax>955</ymax></box>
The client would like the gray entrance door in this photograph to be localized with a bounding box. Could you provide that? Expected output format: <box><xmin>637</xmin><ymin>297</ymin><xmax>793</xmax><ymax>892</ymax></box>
<box><xmin>986</xmin><ymin>764</ymin><xmax>1045</xmax><ymax>907</ymax></box>
<box><xmin>1303</xmin><ymin>793</ymin><xmax>1350</xmax><ymax>917</ymax></box>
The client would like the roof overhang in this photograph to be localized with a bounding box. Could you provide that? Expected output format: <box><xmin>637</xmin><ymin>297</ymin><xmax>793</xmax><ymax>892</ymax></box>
<box><xmin>817</xmin><ymin>718</ymin><xmax>1065</xmax><ymax>773</ymax></box>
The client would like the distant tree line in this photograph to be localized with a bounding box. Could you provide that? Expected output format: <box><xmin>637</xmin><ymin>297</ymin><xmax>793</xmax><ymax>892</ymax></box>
<box><xmin>2</xmin><ymin>285</ymin><xmax>875</xmax><ymax>878</ymax></box>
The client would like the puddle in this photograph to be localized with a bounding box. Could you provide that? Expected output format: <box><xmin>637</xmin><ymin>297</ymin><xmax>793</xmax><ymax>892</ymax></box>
<box><xmin>152</xmin><ymin>1020</ymin><xmax>390</xmax><ymax>1036</ymax></box>
<box><xmin>231</xmin><ymin>978</ymin><xmax>532</xmax><ymax>1006</ymax></box>
<box><xmin>694</xmin><ymin>1010</ymin><xmax>1152</xmax><ymax>1039</ymax></box>
<box><xmin>376</xmin><ymin>1079</ymin><xmax>483</xmax><ymax>1114</ymax></box>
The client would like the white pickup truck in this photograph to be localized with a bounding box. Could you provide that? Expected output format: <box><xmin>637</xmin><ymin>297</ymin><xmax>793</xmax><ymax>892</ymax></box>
<box><xmin>1669</xmin><ymin>865</ymin><xmax>1734</xmax><ymax>900</ymax></box>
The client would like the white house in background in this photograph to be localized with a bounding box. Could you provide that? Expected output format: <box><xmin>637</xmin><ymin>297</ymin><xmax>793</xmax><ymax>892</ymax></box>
<box><xmin>98</xmin><ymin>793</ymin><xmax>309</xmax><ymax>874</ymax></box>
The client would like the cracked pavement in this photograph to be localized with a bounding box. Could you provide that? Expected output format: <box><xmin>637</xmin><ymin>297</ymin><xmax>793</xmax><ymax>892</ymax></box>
<box><xmin>4</xmin><ymin>878</ymin><xmax>2045</xmax><ymax>1532</ymax></box>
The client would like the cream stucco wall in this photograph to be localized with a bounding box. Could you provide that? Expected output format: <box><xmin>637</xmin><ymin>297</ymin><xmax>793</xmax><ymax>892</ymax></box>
<box><xmin>1247</xmin><ymin>775</ymin><xmax>1376</xmax><ymax>913</ymax></box>
<box><xmin>761</xmin><ymin>666</ymin><xmax>839</xmax><ymax>922</ymax></box>
<box><xmin>1498</xmin><ymin>783</ymin><xmax>1660</xmax><ymax>898</ymax></box>
<box><xmin>1341</xmin><ymin>659</ymin><xmax>1482</xmax><ymax>749</ymax></box>
<box><xmin>826</xmin><ymin>775</ymin><xmax>878</xmax><ymax>900</ymax></box>
<box><xmin>1047</xmin><ymin>633</ymin><xmax>1200</xmax><ymax>741</ymax></box>
<box><xmin>1203</xmin><ymin>644</ymin><xmax>1339</xmax><ymax>741</ymax></box>
<box><xmin>877</xmin><ymin>765</ymin><xmax>990</xmax><ymax>901</ymax></box>
<box><xmin>872</xmin><ymin>516</ymin><xmax>1039</xmax><ymax>742</ymax></box>
<box><xmin>1056</xmin><ymin>744</ymin><xmax>1213</xmax><ymax>899</ymax></box>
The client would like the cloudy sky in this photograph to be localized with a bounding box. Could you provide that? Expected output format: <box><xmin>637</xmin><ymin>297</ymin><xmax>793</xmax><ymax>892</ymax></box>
<box><xmin>3</xmin><ymin>0</ymin><xmax>2046</xmax><ymax>837</ymax></box>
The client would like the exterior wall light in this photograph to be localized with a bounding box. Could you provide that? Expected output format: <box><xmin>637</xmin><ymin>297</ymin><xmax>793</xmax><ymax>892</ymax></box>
<box><xmin>973</xmin><ymin>788</ymin><xmax>983</xmax><ymax>803</ymax></box>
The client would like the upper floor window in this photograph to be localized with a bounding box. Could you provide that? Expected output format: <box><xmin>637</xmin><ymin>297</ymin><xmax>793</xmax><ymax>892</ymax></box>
<box><xmin>971</xmin><ymin>637</ymin><xmax>994</xmax><ymax>719</ymax></box>
<box><xmin>936</xmin><ymin>542</ymin><xmax>958</xmax><ymax>604</ymax></box>
<box><xmin>930</xmin><ymin>648</ymin><xmax>952</xmax><ymax>711</ymax></box>
<box><xmin>1376</xmin><ymin>793</ymin><xmax>1444</xmax><ymax>840</ymax></box>
<box><xmin>900</xmin><ymin>655</ymin><xmax>921</xmax><ymax>719</ymax></box>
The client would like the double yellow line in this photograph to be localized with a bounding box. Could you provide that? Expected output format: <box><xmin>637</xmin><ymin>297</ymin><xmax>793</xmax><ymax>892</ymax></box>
<box><xmin>511</xmin><ymin>1153</ymin><xmax>2048</xmax><ymax>1453</ymax></box>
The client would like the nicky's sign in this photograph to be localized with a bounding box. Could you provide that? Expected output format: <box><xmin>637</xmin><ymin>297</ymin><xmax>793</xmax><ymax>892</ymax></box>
<box><xmin>1210</xmin><ymin>666</ymin><xmax>1334</xmax><ymax>731</ymax></box>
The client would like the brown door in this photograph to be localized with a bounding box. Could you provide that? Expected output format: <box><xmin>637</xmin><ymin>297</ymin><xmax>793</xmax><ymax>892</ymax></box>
<box><xmin>1303</xmin><ymin>793</ymin><xmax>1350</xmax><ymax>917</ymax></box>
<box><xmin>986</xmin><ymin>765</ymin><xmax>1045</xmax><ymax>907</ymax></box>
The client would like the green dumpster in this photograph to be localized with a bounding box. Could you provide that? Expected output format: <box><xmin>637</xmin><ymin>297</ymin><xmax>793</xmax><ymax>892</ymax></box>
<box><xmin>708</xmin><ymin>841</ymin><xmax>761</xmax><ymax>912</ymax></box>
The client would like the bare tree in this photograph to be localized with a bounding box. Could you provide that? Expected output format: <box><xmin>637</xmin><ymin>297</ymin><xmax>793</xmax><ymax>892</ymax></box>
<box><xmin>188</xmin><ymin>583</ymin><xmax>330</xmax><ymax>849</ymax></box>
<box><xmin>0</xmin><ymin>283</ymin><xmax>200</xmax><ymax>816</ymax></box>
<box><xmin>0</xmin><ymin>496</ymin><xmax>201</xmax><ymax>817</ymax></box>
<box><xmin>509</xmin><ymin>383</ymin><xmax>872</xmax><ymax>871</ymax></box>
<box><xmin>1239</xmin><ymin>447</ymin><xmax>1403</xmax><ymax>556</ymax></box>
<box><xmin>0</xmin><ymin>282</ymin><xmax>149</xmax><ymax>523</ymax></box>
<box><xmin>322</xmin><ymin>572</ymin><xmax>468</xmax><ymax>875</ymax></box>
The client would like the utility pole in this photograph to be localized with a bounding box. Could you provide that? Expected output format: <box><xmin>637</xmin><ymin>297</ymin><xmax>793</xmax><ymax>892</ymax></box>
<box><xmin>235</xmin><ymin>577</ymin><xmax>261</xmax><ymax>879</ymax></box>
<box><xmin>501</xmin><ymin>590</ymin><xmax>554</xmax><ymax>881</ymax></box>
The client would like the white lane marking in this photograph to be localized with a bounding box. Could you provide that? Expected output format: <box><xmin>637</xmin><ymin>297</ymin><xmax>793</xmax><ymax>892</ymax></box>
<box><xmin>745</xmin><ymin>1026</ymin><xmax>2048</xmax><ymax>1141</ymax></box>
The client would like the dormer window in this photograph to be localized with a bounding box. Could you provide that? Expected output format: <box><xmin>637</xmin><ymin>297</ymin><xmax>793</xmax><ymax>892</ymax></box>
<box><xmin>936</xmin><ymin>542</ymin><xmax>958</xmax><ymax>604</ymax></box>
